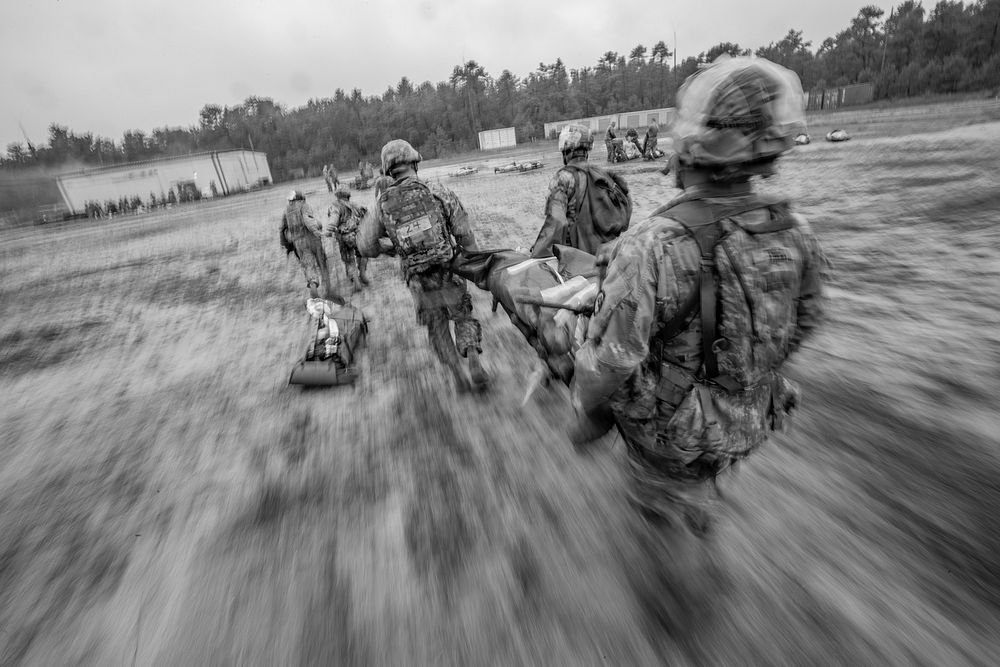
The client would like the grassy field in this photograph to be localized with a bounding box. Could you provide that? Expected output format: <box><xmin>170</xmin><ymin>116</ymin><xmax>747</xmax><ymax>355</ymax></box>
<box><xmin>2</xmin><ymin>100</ymin><xmax>1000</xmax><ymax>666</ymax></box>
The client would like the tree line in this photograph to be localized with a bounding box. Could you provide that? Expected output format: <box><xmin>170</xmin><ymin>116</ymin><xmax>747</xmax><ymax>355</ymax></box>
<box><xmin>2</xmin><ymin>0</ymin><xmax>998</xmax><ymax>214</ymax></box>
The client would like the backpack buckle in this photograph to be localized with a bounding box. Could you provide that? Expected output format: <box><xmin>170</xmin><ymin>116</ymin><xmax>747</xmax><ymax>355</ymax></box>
<box><xmin>711</xmin><ymin>338</ymin><xmax>730</xmax><ymax>353</ymax></box>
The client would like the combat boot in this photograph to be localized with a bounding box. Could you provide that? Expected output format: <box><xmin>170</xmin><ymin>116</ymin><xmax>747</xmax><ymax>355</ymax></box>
<box><xmin>466</xmin><ymin>349</ymin><xmax>491</xmax><ymax>392</ymax></box>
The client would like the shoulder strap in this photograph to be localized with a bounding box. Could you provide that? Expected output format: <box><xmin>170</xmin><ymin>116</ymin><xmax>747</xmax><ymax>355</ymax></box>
<box><xmin>655</xmin><ymin>197</ymin><xmax>778</xmax><ymax>384</ymax></box>
<box><xmin>559</xmin><ymin>165</ymin><xmax>589</xmax><ymax>243</ymax></box>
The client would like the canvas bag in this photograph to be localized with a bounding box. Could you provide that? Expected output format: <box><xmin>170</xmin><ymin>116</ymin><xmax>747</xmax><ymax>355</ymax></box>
<box><xmin>564</xmin><ymin>164</ymin><xmax>633</xmax><ymax>253</ymax></box>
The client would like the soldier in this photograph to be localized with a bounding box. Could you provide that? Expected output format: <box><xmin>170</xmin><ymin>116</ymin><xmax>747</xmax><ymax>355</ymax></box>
<box><xmin>643</xmin><ymin>118</ymin><xmax>660</xmax><ymax>159</ymax></box>
<box><xmin>329</xmin><ymin>164</ymin><xmax>340</xmax><ymax>190</ymax></box>
<box><xmin>625</xmin><ymin>127</ymin><xmax>643</xmax><ymax>155</ymax></box>
<box><xmin>570</xmin><ymin>57</ymin><xmax>825</xmax><ymax>536</ymax></box>
<box><xmin>604</xmin><ymin>121</ymin><xmax>617</xmax><ymax>162</ymax></box>
<box><xmin>529</xmin><ymin>123</ymin><xmax>632</xmax><ymax>259</ymax></box>
<box><xmin>322</xmin><ymin>164</ymin><xmax>333</xmax><ymax>192</ymax></box>
<box><xmin>280</xmin><ymin>190</ymin><xmax>340</xmax><ymax>302</ymax></box>
<box><xmin>326</xmin><ymin>188</ymin><xmax>369</xmax><ymax>290</ymax></box>
<box><xmin>357</xmin><ymin>139</ymin><xmax>490</xmax><ymax>392</ymax></box>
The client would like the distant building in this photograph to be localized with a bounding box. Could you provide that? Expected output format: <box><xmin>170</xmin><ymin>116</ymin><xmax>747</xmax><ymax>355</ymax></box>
<box><xmin>478</xmin><ymin>127</ymin><xmax>517</xmax><ymax>151</ymax></box>
<box><xmin>55</xmin><ymin>149</ymin><xmax>272</xmax><ymax>215</ymax></box>
<box><xmin>543</xmin><ymin>107</ymin><xmax>675</xmax><ymax>140</ymax></box>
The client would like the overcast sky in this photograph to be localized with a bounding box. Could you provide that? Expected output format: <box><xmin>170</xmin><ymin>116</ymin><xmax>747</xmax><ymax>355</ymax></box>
<box><xmin>0</xmin><ymin>0</ymin><xmax>896</xmax><ymax>150</ymax></box>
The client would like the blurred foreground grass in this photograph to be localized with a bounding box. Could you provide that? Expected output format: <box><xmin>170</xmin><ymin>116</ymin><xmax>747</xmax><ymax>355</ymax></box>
<box><xmin>1</xmin><ymin>103</ymin><xmax>999</xmax><ymax>666</ymax></box>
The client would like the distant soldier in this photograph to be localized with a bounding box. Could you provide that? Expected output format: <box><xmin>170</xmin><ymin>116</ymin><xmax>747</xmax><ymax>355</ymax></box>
<box><xmin>326</xmin><ymin>188</ymin><xmax>369</xmax><ymax>290</ymax></box>
<box><xmin>605</xmin><ymin>121</ymin><xmax>617</xmax><ymax>162</ymax></box>
<box><xmin>625</xmin><ymin>127</ymin><xmax>643</xmax><ymax>155</ymax></box>
<box><xmin>280</xmin><ymin>190</ymin><xmax>340</xmax><ymax>302</ymax></box>
<box><xmin>323</xmin><ymin>164</ymin><xmax>333</xmax><ymax>192</ymax></box>
<box><xmin>329</xmin><ymin>164</ymin><xmax>339</xmax><ymax>189</ymax></box>
<box><xmin>529</xmin><ymin>123</ymin><xmax>633</xmax><ymax>259</ymax></box>
<box><xmin>643</xmin><ymin>119</ymin><xmax>660</xmax><ymax>159</ymax></box>
<box><xmin>358</xmin><ymin>139</ymin><xmax>490</xmax><ymax>392</ymax></box>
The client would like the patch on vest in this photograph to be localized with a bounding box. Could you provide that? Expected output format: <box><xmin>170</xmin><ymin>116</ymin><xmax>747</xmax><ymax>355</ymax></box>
<box><xmin>396</xmin><ymin>213</ymin><xmax>436</xmax><ymax>252</ymax></box>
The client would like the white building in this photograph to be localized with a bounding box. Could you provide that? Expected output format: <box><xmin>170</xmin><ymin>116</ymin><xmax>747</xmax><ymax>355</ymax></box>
<box><xmin>55</xmin><ymin>150</ymin><xmax>272</xmax><ymax>215</ymax></box>
<box><xmin>477</xmin><ymin>127</ymin><xmax>517</xmax><ymax>151</ymax></box>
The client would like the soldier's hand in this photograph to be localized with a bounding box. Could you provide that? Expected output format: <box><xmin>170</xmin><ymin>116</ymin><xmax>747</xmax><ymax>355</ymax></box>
<box><xmin>378</xmin><ymin>238</ymin><xmax>397</xmax><ymax>256</ymax></box>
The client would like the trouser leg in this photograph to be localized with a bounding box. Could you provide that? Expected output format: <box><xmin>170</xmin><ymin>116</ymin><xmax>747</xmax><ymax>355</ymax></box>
<box><xmin>425</xmin><ymin>310</ymin><xmax>467</xmax><ymax>387</ymax></box>
<box><xmin>451</xmin><ymin>291</ymin><xmax>482</xmax><ymax>358</ymax></box>
<box><xmin>357</xmin><ymin>254</ymin><xmax>369</xmax><ymax>284</ymax></box>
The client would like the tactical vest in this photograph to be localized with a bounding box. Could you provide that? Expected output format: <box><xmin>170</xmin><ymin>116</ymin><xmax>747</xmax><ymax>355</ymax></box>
<box><xmin>378</xmin><ymin>179</ymin><xmax>455</xmax><ymax>275</ymax></box>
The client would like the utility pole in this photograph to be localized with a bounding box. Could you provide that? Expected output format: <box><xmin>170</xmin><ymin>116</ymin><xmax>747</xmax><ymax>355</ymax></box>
<box><xmin>18</xmin><ymin>121</ymin><xmax>37</xmax><ymax>158</ymax></box>
<box><xmin>880</xmin><ymin>7</ymin><xmax>894</xmax><ymax>73</ymax></box>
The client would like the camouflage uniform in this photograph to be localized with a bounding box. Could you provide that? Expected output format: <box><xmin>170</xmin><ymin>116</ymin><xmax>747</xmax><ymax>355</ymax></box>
<box><xmin>572</xmin><ymin>186</ymin><xmax>824</xmax><ymax>529</ymax></box>
<box><xmin>280</xmin><ymin>198</ymin><xmax>336</xmax><ymax>300</ymax></box>
<box><xmin>530</xmin><ymin>158</ymin><xmax>584</xmax><ymax>258</ymax></box>
<box><xmin>571</xmin><ymin>57</ymin><xmax>825</xmax><ymax>533</ymax></box>
<box><xmin>326</xmin><ymin>199</ymin><xmax>369</xmax><ymax>288</ymax></box>
<box><xmin>605</xmin><ymin>124</ymin><xmax>617</xmax><ymax>162</ymax></box>
<box><xmin>643</xmin><ymin>122</ymin><xmax>659</xmax><ymax>159</ymax></box>
<box><xmin>357</xmin><ymin>173</ymin><xmax>484</xmax><ymax>386</ymax></box>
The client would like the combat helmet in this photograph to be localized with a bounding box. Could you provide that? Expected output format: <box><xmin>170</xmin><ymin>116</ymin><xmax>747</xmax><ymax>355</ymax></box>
<box><xmin>335</xmin><ymin>188</ymin><xmax>351</xmax><ymax>200</ymax></box>
<box><xmin>288</xmin><ymin>189</ymin><xmax>305</xmax><ymax>201</ymax></box>
<box><xmin>558</xmin><ymin>124</ymin><xmax>594</xmax><ymax>154</ymax></box>
<box><xmin>380</xmin><ymin>139</ymin><xmax>422</xmax><ymax>177</ymax></box>
<box><xmin>671</xmin><ymin>56</ymin><xmax>805</xmax><ymax>170</ymax></box>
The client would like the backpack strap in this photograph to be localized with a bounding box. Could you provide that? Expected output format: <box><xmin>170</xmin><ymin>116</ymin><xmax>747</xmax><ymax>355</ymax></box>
<box><xmin>654</xmin><ymin>197</ymin><xmax>779</xmax><ymax>388</ymax></box>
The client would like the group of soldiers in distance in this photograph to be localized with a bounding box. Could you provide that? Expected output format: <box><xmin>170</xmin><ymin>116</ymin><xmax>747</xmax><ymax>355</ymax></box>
<box><xmin>83</xmin><ymin>180</ymin><xmax>223</xmax><ymax>219</ymax></box>
<box><xmin>280</xmin><ymin>57</ymin><xmax>826</xmax><ymax>552</ymax></box>
<box><xmin>322</xmin><ymin>160</ymin><xmax>377</xmax><ymax>194</ymax></box>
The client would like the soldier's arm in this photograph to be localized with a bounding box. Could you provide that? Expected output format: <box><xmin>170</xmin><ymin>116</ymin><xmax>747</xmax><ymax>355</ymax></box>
<box><xmin>302</xmin><ymin>203</ymin><xmax>323</xmax><ymax>235</ymax></box>
<box><xmin>530</xmin><ymin>170</ymin><xmax>575</xmax><ymax>258</ymax></box>
<box><xmin>791</xmin><ymin>218</ymin><xmax>826</xmax><ymax>351</ymax></box>
<box><xmin>572</xmin><ymin>236</ymin><xmax>662</xmax><ymax>416</ymax></box>
<box><xmin>356</xmin><ymin>206</ymin><xmax>388</xmax><ymax>258</ymax></box>
<box><xmin>323</xmin><ymin>206</ymin><xmax>338</xmax><ymax>237</ymax></box>
<box><xmin>436</xmin><ymin>187</ymin><xmax>479</xmax><ymax>251</ymax></box>
<box><xmin>279</xmin><ymin>214</ymin><xmax>296</xmax><ymax>255</ymax></box>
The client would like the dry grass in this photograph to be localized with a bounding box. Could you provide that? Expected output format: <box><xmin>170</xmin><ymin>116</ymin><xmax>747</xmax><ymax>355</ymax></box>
<box><xmin>1</xmin><ymin>102</ymin><xmax>999</xmax><ymax>666</ymax></box>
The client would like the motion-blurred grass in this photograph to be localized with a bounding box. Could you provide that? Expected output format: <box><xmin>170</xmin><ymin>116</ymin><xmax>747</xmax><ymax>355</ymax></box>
<box><xmin>1</xmin><ymin>100</ymin><xmax>999</xmax><ymax>666</ymax></box>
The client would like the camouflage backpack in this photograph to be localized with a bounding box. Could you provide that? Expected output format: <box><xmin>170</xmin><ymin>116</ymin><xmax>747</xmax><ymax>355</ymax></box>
<box><xmin>338</xmin><ymin>202</ymin><xmax>367</xmax><ymax>243</ymax></box>
<box><xmin>652</xmin><ymin>195</ymin><xmax>805</xmax><ymax>469</ymax></box>
<box><xmin>378</xmin><ymin>179</ymin><xmax>454</xmax><ymax>275</ymax></box>
<box><xmin>564</xmin><ymin>164</ymin><xmax>633</xmax><ymax>253</ymax></box>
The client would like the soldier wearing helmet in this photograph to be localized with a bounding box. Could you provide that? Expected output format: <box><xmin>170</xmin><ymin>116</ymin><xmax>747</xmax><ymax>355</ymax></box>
<box><xmin>280</xmin><ymin>190</ymin><xmax>340</xmax><ymax>302</ymax></box>
<box><xmin>570</xmin><ymin>58</ymin><xmax>825</xmax><ymax>539</ymax></box>
<box><xmin>325</xmin><ymin>188</ymin><xmax>369</xmax><ymax>290</ymax></box>
<box><xmin>357</xmin><ymin>139</ymin><xmax>490</xmax><ymax>392</ymax></box>
<box><xmin>529</xmin><ymin>123</ymin><xmax>632</xmax><ymax>258</ymax></box>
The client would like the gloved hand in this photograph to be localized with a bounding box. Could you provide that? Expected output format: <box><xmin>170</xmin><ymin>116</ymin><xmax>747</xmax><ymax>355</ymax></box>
<box><xmin>378</xmin><ymin>238</ymin><xmax>397</xmax><ymax>256</ymax></box>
